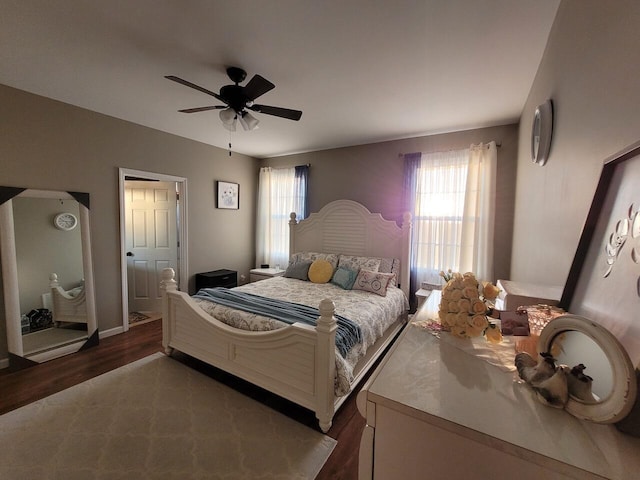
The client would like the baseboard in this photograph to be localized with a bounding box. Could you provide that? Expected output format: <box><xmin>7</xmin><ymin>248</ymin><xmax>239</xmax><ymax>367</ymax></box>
<box><xmin>0</xmin><ymin>358</ymin><xmax>9</xmax><ymax>370</ymax></box>
<box><xmin>99</xmin><ymin>326</ymin><xmax>124</xmax><ymax>339</ymax></box>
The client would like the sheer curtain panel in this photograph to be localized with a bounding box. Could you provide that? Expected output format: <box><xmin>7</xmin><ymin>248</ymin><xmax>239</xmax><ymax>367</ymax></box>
<box><xmin>256</xmin><ymin>166</ymin><xmax>308</xmax><ymax>269</ymax></box>
<box><xmin>404</xmin><ymin>141</ymin><xmax>496</xmax><ymax>299</ymax></box>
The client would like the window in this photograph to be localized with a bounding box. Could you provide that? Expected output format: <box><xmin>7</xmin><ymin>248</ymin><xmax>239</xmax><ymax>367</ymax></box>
<box><xmin>405</xmin><ymin>143</ymin><xmax>496</xmax><ymax>290</ymax></box>
<box><xmin>256</xmin><ymin>166</ymin><xmax>308</xmax><ymax>268</ymax></box>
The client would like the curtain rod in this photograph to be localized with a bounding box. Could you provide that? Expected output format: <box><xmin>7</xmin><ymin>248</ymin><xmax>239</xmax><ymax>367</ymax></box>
<box><xmin>397</xmin><ymin>141</ymin><xmax>502</xmax><ymax>157</ymax></box>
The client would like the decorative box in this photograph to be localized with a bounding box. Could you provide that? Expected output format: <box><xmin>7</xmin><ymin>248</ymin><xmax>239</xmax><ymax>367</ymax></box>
<box><xmin>495</xmin><ymin>279</ymin><xmax>562</xmax><ymax>311</ymax></box>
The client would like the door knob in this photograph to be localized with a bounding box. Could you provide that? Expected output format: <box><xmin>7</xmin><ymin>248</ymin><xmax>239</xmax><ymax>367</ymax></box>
<box><xmin>126</xmin><ymin>252</ymin><xmax>134</xmax><ymax>257</ymax></box>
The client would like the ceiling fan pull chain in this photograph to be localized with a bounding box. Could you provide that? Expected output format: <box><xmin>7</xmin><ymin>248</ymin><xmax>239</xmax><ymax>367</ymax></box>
<box><xmin>228</xmin><ymin>131</ymin><xmax>232</xmax><ymax>156</ymax></box>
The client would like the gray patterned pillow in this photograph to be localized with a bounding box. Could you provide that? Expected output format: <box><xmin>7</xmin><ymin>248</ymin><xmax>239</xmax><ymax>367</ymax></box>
<box><xmin>378</xmin><ymin>257</ymin><xmax>394</xmax><ymax>274</ymax></box>
<box><xmin>338</xmin><ymin>255</ymin><xmax>381</xmax><ymax>272</ymax></box>
<box><xmin>289</xmin><ymin>252</ymin><xmax>339</xmax><ymax>270</ymax></box>
<box><xmin>378</xmin><ymin>257</ymin><xmax>400</xmax><ymax>286</ymax></box>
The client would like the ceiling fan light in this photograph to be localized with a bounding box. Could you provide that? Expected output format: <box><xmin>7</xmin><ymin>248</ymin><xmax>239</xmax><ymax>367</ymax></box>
<box><xmin>222</xmin><ymin>117</ymin><xmax>236</xmax><ymax>132</ymax></box>
<box><xmin>219</xmin><ymin>108</ymin><xmax>236</xmax><ymax>125</ymax></box>
<box><xmin>240</xmin><ymin>112</ymin><xmax>260</xmax><ymax>131</ymax></box>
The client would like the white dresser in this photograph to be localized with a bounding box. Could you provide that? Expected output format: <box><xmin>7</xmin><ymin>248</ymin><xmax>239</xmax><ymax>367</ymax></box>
<box><xmin>357</xmin><ymin>316</ymin><xmax>640</xmax><ymax>479</ymax></box>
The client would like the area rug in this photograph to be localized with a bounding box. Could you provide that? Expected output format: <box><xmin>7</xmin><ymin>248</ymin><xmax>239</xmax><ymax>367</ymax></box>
<box><xmin>129</xmin><ymin>311</ymin><xmax>162</xmax><ymax>326</ymax></box>
<box><xmin>0</xmin><ymin>353</ymin><xmax>336</xmax><ymax>479</ymax></box>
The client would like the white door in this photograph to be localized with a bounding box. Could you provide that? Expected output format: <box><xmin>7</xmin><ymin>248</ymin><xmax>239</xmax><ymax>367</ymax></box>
<box><xmin>124</xmin><ymin>180</ymin><xmax>178</xmax><ymax>313</ymax></box>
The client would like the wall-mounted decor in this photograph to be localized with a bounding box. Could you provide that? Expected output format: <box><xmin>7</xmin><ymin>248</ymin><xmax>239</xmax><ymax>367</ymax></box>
<box><xmin>216</xmin><ymin>181</ymin><xmax>239</xmax><ymax>209</ymax></box>
<box><xmin>559</xmin><ymin>141</ymin><xmax>640</xmax><ymax>436</ymax></box>
<box><xmin>531</xmin><ymin>99</ymin><xmax>553</xmax><ymax>166</ymax></box>
<box><xmin>53</xmin><ymin>212</ymin><xmax>78</xmax><ymax>230</ymax></box>
<box><xmin>561</xmin><ymin>140</ymin><xmax>640</xmax><ymax>368</ymax></box>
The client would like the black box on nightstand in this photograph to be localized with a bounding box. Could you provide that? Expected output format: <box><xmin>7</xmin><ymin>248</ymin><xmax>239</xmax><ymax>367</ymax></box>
<box><xmin>195</xmin><ymin>269</ymin><xmax>237</xmax><ymax>291</ymax></box>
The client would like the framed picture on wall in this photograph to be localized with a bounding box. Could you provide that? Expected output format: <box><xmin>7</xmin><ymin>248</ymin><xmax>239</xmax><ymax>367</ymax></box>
<box><xmin>560</xmin><ymin>140</ymin><xmax>640</xmax><ymax>366</ymax></box>
<box><xmin>216</xmin><ymin>181</ymin><xmax>239</xmax><ymax>209</ymax></box>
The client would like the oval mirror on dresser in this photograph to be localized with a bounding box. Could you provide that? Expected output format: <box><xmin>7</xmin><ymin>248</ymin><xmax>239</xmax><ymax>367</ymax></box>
<box><xmin>539</xmin><ymin>314</ymin><xmax>637</xmax><ymax>423</ymax></box>
<box><xmin>0</xmin><ymin>187</ymin><xmax>98</xmax><ymax>370</ymax></box>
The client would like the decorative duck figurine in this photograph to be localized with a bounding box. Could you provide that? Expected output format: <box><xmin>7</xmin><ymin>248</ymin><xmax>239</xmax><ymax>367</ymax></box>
<box><xmin>515</xmin><ymin>351</ymin><xmax>569</xmax><ymax>408</ymax></box>
<box><xmin>567</xmin><ymin>363</ymin><xmax>596</xmax><ymax>403</ymax></box>
<box><xmin>515</xmin><ymin>351</ymin><xmax>556</xmax><ymax>384</ymax></box>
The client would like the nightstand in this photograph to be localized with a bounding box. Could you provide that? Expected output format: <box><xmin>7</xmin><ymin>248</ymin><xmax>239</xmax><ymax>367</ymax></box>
<box><xmin>195</xmin><ymin>269</ymin><xmax>237</xmax><ymax>291</ymax></box>
<box><xmin>249</xmin><ymin>268</ymin><xmax>285</xmax><ymax>283</ymax></box>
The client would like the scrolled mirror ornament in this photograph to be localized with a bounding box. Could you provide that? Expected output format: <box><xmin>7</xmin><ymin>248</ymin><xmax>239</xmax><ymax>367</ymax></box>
<box><xmin>538</xmin><ymin>314</ymin><xmax>637</xmax><ymax>423</ymax></box>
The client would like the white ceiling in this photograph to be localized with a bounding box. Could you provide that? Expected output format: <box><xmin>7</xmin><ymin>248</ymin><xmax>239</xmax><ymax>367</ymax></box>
<box><xmin>0</xmin><ymin>0</ymin><xmax>560</xmax><ymax>159</ymax></box>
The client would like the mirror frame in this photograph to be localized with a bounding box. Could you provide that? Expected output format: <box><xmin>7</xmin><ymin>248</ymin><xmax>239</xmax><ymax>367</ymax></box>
<box><xmin>539</xmin><ymin>314</ymin><xmax>637</xmax><ymax>423</ymax></box>
<box><xmin>0</xmin><ymin>187</ymin><xmax>98</xmax><ymax>368</ymax></box>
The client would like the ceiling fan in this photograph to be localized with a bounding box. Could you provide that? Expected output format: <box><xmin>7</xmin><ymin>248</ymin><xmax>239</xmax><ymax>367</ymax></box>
<box><xmin>165</xmin><ymin>67</ymin><xmax>302</xmax><ymax>132</ymax></box>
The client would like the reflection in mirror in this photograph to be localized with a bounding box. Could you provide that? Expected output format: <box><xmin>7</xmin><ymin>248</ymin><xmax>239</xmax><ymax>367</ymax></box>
<box><xmin>551</xmin><ymin>330</ymin><xmax>613</xmax><ymax>403</ymax></box>
<box><xmin>13</xmin><ymin>196</ymin><xmax>88</xmax><ymax>356</ymax></box>
<box><xmin>0</xmin><ymin>187</ymin><xmax>98</xmax><ymax>369</ymax></box>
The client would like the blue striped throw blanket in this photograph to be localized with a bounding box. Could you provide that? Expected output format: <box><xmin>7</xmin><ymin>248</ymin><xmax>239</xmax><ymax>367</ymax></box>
<box><xmin>193</xmin><ymin>287</ymin><xmax>362</xmax><ymax>357</ymax></box>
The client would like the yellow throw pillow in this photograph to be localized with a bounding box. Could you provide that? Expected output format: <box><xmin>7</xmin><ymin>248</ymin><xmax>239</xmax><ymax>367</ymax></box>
<box><xmin>308</xmin><ymin>259</ymin><xmax>334</xmax><ymax>283</ymax></box>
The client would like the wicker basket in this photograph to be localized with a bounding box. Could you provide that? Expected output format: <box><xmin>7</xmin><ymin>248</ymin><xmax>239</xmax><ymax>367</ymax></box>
<box><xmin>519</xmin><ymin>304</ymin><xmax>565</xmax><ymax>336</ymax></box>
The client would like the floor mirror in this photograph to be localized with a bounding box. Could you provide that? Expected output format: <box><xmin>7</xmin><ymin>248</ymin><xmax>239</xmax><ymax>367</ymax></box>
<box><xmin>0</xmin><ymin>187</ymin><xmax>98</xmax><ymax>370</ymax></box>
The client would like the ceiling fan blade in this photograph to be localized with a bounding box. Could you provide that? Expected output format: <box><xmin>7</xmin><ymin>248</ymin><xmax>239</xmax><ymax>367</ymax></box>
<box><xmin>250</xmin><ymin>104</ymin><xmax>302</xmax><ymax>121</ymax></box>
<box><xmin>165</xmin><ymin>75</ymin><xmax>226</xmax><ymax>103</ymax></box>
<box><xmin>178</xmin><ymin>106</ymin><xmax>225</xmax><ymax>113</ymax></box>
<box><xmin>243</xmin><ymin>74</ymin><xmax>275</xmax><ymax>101</ymax></box>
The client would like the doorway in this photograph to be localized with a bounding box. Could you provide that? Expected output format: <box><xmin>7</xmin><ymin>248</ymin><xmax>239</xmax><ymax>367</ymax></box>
<box><xmin>118</xmin><ymin>169</ymin><xmax>188</xmax><ymax>331</ymax></box>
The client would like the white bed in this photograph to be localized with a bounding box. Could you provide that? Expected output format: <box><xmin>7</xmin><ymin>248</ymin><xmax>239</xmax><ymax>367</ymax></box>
<box><xmin>43</xmin><ymin>273</ymin><xmax>87</xmax><ymax>325</ymax></box>
<box><xmin>161</xmin><ymin>199</ymin><xmax>412</xmax><ymax>432</ymax></box>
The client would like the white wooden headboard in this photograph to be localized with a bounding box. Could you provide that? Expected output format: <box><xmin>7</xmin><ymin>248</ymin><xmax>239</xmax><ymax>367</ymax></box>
<box><xmin>289</xmin><ymin>200</ymin><xmax>412</xmax><ymax>297</ymax></box>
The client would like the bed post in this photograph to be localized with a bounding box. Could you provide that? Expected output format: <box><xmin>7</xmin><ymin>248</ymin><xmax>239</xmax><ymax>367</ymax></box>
<box><xmin>315</xmin><ymin>298</ymin><xmax>337</xmax><ymax>433</ymax></box>
<box><xmin>289</xmin><ymin>211</ymin><xmax>298</xmax><ymax>257</ymax></box>
<box><xmin>400</xmin><ymin>211</ymin><xmax>412</xmax><ymax>299</ymax></box>
<box><xmin>160</xmin><ymin>267</ymin><xmax>178</xmax><ymax>355</ymax></box>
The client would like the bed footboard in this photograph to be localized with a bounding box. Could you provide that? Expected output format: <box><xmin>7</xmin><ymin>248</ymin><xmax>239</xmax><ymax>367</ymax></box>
<box><xmin>49</xmin><ymin>273</ymin><xmax>87</xmax><ymax>324</ymax></box>
<box><xmin>160</xmin><ymin>268</ymin><xmax>338</xmax><ymax>432</ymax></box>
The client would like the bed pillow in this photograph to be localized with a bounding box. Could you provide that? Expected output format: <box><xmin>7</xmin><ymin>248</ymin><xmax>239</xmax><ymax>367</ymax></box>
<box><xmin>378</xmin><ymin>257</ymin><xmax>400</xmax><ymax>286</ymax></box>
<box><xmin>290</xmin><ymin>252</ymin><xmax>339</xmax><ymax>270</ymax></box>
<box><xmin>284</xmin><ymin>260</ymin><xmax>312</xmax><ymax>281</ymax></box>
<box><xmin>308</xmin><ymin>259</ymin><xmax>334</xmax><ymax>283</ymax></box>
<box><xmin>352</xmin><ymin>269</ymin><xmax>395</xmax><ymax>296</ymax></box>
<box><xmin>331</xmin><ymin>266</ymin><xmax>358</xmax><ymax>290</ymax></box>
<box><xmin>337</xmin><ymin>255</ymin><xmax>381</xmax><ymax>273</ymax></box>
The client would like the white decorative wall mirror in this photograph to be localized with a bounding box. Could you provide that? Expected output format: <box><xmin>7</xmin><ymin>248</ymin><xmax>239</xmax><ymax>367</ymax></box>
<box><xmin>0</xmin><ymin>187</ymin><xmax>98</xmax><ymax>369</ymax></box>
<box><xmin>539</xmin><ymin>314</ymin><xmax>637</xmax><ymax>423</ymax></box>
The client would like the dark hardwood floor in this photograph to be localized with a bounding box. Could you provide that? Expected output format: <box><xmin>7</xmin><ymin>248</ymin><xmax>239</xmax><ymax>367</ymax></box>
<box><xmin>0</xmin><ymin>320</ymin><xmax>366</xmax><ymax>479</ymax></box>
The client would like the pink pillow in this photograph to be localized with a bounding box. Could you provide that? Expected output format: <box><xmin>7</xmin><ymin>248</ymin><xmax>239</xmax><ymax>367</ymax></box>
<box><xmin>352</xmin><ymin>270</ymin><xmax>395</xmax><ymax>296</ymax></box>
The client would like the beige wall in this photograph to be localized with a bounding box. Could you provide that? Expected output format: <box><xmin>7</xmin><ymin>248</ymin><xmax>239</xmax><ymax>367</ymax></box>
<box><xmin>262</xmin><ymin>124</ymin><xmax>519</xmax><ymax>285</ymax></box>
<box><xmin>1</xmin><ymin>85</ymin><xmax>259</xmax><ymax>359</ymax></box>
<box><xmin>512</xmin><ymin>0</ymin><xmax>640</xmax><ymax>286</ymax></box>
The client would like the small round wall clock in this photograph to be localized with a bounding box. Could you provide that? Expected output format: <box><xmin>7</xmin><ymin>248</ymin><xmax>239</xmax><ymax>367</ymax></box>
<box><xmin>54</xmin><ymin>212</ymin><xmax>78</xmax><ymax>231</ymax></box>
<box><xmin>531</xmin><ymin>99</ymin><xmax>554</xmax><ymax>166</ymax></box>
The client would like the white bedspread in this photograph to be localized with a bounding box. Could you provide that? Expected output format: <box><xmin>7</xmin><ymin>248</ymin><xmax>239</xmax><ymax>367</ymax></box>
<box><xmin>193</xmin><ymin>276</ymin><xmax>408</xmax><ymax>396</ymax></box>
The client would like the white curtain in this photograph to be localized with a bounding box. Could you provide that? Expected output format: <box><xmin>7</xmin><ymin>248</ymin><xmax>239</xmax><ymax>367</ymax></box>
<box><xmin>406</xmin><ymin>141</ymin><xmax>497</xmax><ymax>288</ymax></box>
<box><xmin>460</xmin><ymin>141</ymin><xmax>497</xmax><ymax>281</ymax></box>
<box><xmin>256</xmin><ymin>167</ymin><xmax>273</xmax><ymax>268</ymax></box>
<box><xmin>409</xmin><ymin>148</ymin><xmax>469</xmax><ymax>287</ymax></box>
<box><xmin>256</xmin><ymin>166</ymin><xmax>307</xmax><ymax>269</ymax></box>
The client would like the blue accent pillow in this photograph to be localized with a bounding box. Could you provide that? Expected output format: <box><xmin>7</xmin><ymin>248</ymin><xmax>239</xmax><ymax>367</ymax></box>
<box><xmin>331</xmin><ymin>267</ymin><xmax>358</xmax><ymax>290</ymax></box>
<box><xmin>284</xmin><ymin>261</ymin><xmax>312</xmax><ymax>281</ymax></box>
